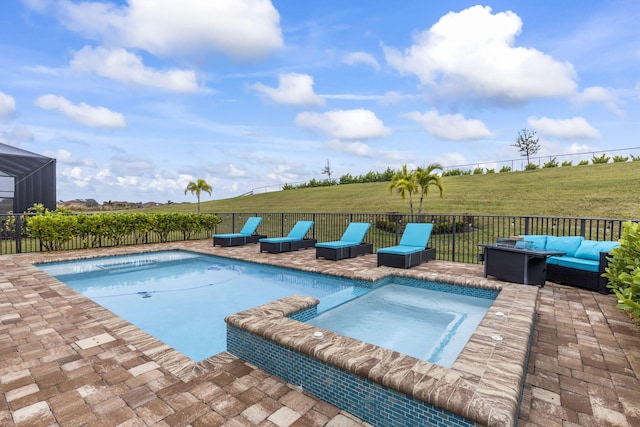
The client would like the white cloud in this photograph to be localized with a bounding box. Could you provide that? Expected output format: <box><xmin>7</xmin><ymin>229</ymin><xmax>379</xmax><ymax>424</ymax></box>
<box><xmin>527</xmin><ymin>116</ymin><xmax>600</xmax><ymax>140</ymax></box>
<box><xmin>403</xmin><ymin>110</ymin><xmax>493</xmax><ymax>140</ymax></box>
<box><xmin>295</xmin><ymin>109</ymin><xmax>391</xmax><ymax>140</ymax></box>
<box><xmin>250</xmin><ymin>73</ymin><xmax>325</xmax><ymax>107</ymax></box>
<box><xmin>344</xmin><ymin>51</ymin><xmax>380</xmax><ymax>71</ymax></box>
<box><xmin>109</xmin><ymin>155</ymin><xmax>154</xmax><ymax>176</ymax></box>
<box><xmin>573</xmin><ymin>86</ymin><xmax>624</xmax><ymax>117</ymax></box>
<box><xmin>325</xmin><ymin>139</ymin><xmax>375</xmax><ymax>157</ymax></box>
<box><xmin>116</xmin><ymin>176</ymin><xmax>139</xmax><ymax>187</ymax></box>
<box><xmin>71</xmin><ymin>46</ymin><xmax>199</xmax><ymax>93</ymax></box>
<box><xmin>143</xmin><ymin>174</ymin><xmax>193</xmax><ymax>193</ymax></box>
<box><xmin>54</xmin><ymin>0</ymin><xmax>283</xmax><ymax>60</ymax></box>
<box><xmin>0</xmin><ymin>91</ymin><xmax>16</xmax><ymax>120</ymax></box>
<box><xmin>22</xmin><ymin>0</ymin><xmax>52</xmax><ymax>12</ymax></box>
<box><xmin>383</xmin><ymin>5</ymin><xmax>577</xmax><ymax>103</ymax></box>
<box><xmin>59</xmin><ymin>166</ymin><xmax>91</xmax><ymax>188</ymax></box>
<box><xmin>1</xmin><ymin>126</ymin><xmax>34</xmax><ymax>143</ymax></box>
<box><xmin>34</xmin><ymin>94</ymin><xmax>127</xmax><ymax>128</ymax></box>
<box><xmin>228</xmin><ymin>164</ymin><xmax>247</xmax><ymax>177</ymax></box>
<box><xmin>266</xmin><ymin>164</ymin><xmax>300</xmax><ymax>183</ymax></box>
<box><xmin>96</xmin><ymin>169</ymin><xmax>112</xmax><ymax>181</ymax></box>
<box><xmin>43</xmin><ymin>149</ymin><xmax>96</xmax><ymax>167</ymax></box>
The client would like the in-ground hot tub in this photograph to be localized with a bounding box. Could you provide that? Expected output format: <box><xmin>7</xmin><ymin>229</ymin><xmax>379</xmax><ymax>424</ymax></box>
<box><xmin>226</xmin><ymin>276</ymin><xmax>538</xmax><ymax>427</ymax></box>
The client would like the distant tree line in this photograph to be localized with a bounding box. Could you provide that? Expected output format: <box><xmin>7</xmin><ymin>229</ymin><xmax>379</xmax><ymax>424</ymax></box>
<box><xmin>283</xmin><ymin>168</ymin><xmax>396</xmax><ymax>190</ymax></box>
<box><xmin>443</xmin><ymin>152</ymin><xmax>640</xmax><ymax>177</ymax></box>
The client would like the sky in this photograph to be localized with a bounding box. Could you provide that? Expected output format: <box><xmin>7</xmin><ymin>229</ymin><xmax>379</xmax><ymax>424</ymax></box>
<box><xmin>1</xmin><ymin>0</ymin><xmax>639</xmax><ymax>204</ymax></box>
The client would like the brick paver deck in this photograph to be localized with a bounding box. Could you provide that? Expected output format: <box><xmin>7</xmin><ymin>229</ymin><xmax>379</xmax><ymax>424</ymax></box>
<box><xmin>1</xmin><ymin>240</ymin><xmax>638</xmax><ymax>426</ymax></box>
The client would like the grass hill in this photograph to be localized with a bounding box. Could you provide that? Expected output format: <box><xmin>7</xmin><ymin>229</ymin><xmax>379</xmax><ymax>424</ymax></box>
<box><xmin>155</xmin><ymin>162</ymin><xmax>640</xmax><ymax>220</ymax></box>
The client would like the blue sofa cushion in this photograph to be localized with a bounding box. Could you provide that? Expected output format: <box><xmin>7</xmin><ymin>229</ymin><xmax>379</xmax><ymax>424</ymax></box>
<box><xmin>555</xmin><ymin>256</ymin><xmax>600</xmax><ymax>273</ymax></box>
<box><xmin>547</xmin><ymin>256</ymin><xmax>561</xmax><ymax>266</ymax></box>
<box><xmin>545</xmin><ymin>235</ymin><xmax>584</xmax><ymax>257</ymax></box>
<box><xmin>516</xmin><ymin>235</ymin><xmax>547</xmax><ymax>250</ymax></box>
<box><xmin>574</xmin><ymin>240</ymin><xmax>619</xmax><ymax>261</ymax></box>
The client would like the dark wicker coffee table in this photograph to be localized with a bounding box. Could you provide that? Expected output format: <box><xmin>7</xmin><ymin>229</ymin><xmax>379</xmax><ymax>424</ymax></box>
<box><xmin>478</xmin><ymin>244</ymin><xmax>565</xmax><ymax>286</ymax></box>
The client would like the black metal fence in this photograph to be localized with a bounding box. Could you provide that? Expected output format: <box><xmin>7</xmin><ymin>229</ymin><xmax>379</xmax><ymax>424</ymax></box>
<box><xmin>1</xmin><ymin>212</ymin><xmax>632</xmax><ymax>263</ymax></box>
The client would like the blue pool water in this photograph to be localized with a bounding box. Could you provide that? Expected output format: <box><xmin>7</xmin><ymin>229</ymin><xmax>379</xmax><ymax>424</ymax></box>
<box><xmin>37</xmin><ymin>250</ymin><xmax>495</xmax><ymax>367</ymax></box>
<box><xmin>37</xmin><ymin>251</ymin><xmax>362</xmax><ymax>361</ymax></box>
<box><xmin>307</xmin><ymin>282</ymin><xmax>494</xmax><ymax>367</ymax></box>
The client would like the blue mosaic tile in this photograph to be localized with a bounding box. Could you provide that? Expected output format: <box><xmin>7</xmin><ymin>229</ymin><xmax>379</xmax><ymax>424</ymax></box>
<box><xmin>228</xmin><ymin>325</ymin><xmax>477</xmax><ymax>427</ymax></box>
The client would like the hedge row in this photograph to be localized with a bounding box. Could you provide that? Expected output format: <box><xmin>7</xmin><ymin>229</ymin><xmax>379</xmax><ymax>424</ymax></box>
<box><xmin>26</xmin><ymin>211</ymin><xmax>221</xmax><ymax>251</ymax></box>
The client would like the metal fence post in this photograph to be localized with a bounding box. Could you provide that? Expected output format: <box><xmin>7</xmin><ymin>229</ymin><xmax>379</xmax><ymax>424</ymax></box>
<box><xmin>449</xmin><ymin>215</ymin><xmax>456</xmax><ymax>263</ymax></box>
<box><xmin>15</xmin><ymin>214</ymin><xmax>22</xmax><ymax>254</ymax></box>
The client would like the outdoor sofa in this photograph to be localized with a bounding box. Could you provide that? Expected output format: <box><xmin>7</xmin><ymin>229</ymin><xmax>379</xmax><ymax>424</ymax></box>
<box><xmin>259</xmin><ymin>220</ymin><xmax>316</xmax><ymax>254</ymax></box>
<box><xmin>377</xmin><ymin>223</ymin><xmax>436</xmax><ymax>269</ymax></box>
<box><xmin>213</xmin><ymin>217</ymin><xmax>265</xmax><ymax>247</ymax></box>
<box><xmin>315</xmin><ymin>222</ymin><xmax>373</xmax><ymax>261</ymax></box>
<box><xmin>516</xmin><ymin>235</ymin><xmax>619</xmax><ymax>293</ymax></box>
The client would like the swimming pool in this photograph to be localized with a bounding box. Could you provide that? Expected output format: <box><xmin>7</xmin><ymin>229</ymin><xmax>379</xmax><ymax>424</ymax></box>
<box><xmin>36</xmin><ymin>250</ymin><xmax>367</xmax><ymax>361</ymax></box>
<box><xmin>37</xmin><ymin>250</ymin><xmax>494</xmax><ymax>368</ymax></box>
<box><xmin>30</xmin><ymin>244</ymin><xmax>538</xmax><ymax>427</ymax></box>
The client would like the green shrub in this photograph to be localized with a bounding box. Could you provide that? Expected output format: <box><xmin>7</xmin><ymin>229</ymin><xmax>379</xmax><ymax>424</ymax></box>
<box><xmin>26</xmin><ymin>210</ymin><xmax>220</xmax><ymax>250</ymax></box>
<box><xmin>442</xmin><ymin>168</ymin><xmax>463</xmax><ymax>177</ymax></box>
<box><xmin>525</xmin><ymin>163</ymin><xmax>538</xmax><ymax>170</ymax></box>
<box><xmin>612</xmin><ymin>155</ymin><xmax>629</xmax><ymax>163</ymax></box>
<box><xmin>561</xmin><ymin>160</ymin><xmax>572</xmax><ymax>167</ymax></box>
<box><xmin>578</xmin><ymin>160</ymin><xmax>589</xmax><ymax>166</ymax></box>
<box><xmin>603</xmin><ymin>221</ymin><xmax>640</xmax><ymax>325</ymax></box>
<box><xmin>26</xmin><ymin>210</ymin><xmax>79</xmax><ymax>251</ymax></box>
<box><xmin>630</xmin><ymin>154</ymin><xmax>640</xmax><ymax>162</ymax></box>
<box><xmin>473</xmin><ymin>167</ymin><xmax>484</xmax><ymax>175</ymax></box>
<box><xmin>592</xmin><ymin>154</ymin><xmax>610</xmax><ymax>164</ymax></box>
<box><xmin>543</xmin><ymin>157</ymin><xmax>558</xmax><ymax>168</ymax></box>
<box><xmin>486</xmin><ymin>168</ymin><xmax>495</xmax><ymax>173</ymax></box>
<box><xmin>499</xmin><ymin>166</ymin><xmax>511</xmax><ymax>173</ymax></box>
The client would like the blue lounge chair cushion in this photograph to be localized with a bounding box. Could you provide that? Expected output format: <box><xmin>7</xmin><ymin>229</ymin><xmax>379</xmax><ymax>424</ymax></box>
<box><xmin>398</xmin><ymin>223</ymin><xmax>434</xmax><ymax>247</ymax></box>
<box><xmin>214</xmin><ymin>217</ymin><xmax>262</xmax><ymax>238</ymax></box>
<box><xmin>286</xmin><ymin>220</ymin><xmax>314</xmax><ymax>239</ymax></box>
<box><xmin>377</xmin><ymin>223</ymin><xmax>434</xmax><ymax>255</ymax></box>
<box><xmin>259</xmin><ymin>220</ymin><xmax>314</xmax><ymax>243</ymax></box>
<box><xmin>239</xmin><ymin>217</ymin><xmax>262</xmax><ymax>235</ymax></box>
<box><xmin>259</xmin><ymin>237</ymin><xmax>298</xmax><ymax>243</ymax></box>
<box><xmin>315</xmin><ymin>222</ymin><xmax>371</xmax><ymax>249</ymax></box>
<box><xmin>377</xmin><ymin>245</ymin><xmax>423</xmax><ymax>255</ymax></box>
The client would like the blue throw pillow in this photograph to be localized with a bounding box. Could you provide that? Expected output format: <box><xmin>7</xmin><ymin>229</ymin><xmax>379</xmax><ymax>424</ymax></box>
<box><xmin>545</xmin><ymin>236</ymin><xmax>584</xmax><ymax>257</ymax></box>
<box><xmin>574</xmin><ymin>240</ymin><xmax>620</xmax><ymax>260</ymax></box>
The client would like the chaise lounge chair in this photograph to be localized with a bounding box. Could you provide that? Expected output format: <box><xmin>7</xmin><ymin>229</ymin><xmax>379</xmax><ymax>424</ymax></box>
<box><xmin>377</xmin><ymin>223</ymin><xmax>436</xmax><ymax>268</ymax></box>
<box><xmin>259</xmin><ymin>220</ymin><xmax>316</xmax><ymax>254</ymax></box>
<box><xmin>213</xmin><ymin>217</ymin><xmax>265</xmax><ymax>247</ymax></box>
<box><xmin>315</xmin><ymin>222</ymin><xmax>373</xmax><ymax>261</ymax></box>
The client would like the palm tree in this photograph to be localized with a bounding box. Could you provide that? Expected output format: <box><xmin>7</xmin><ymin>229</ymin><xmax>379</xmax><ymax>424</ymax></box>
<box><xmin>387</xmin><ymin>165</ymin><xmax>418</xmax><ymax>214</ymax></box>
<box><xmin>388</xmin><ymin>164</ymin><xmax>445</xmax><ymax>215</ymax></box>
<box><xmin>184</xmin><ymin>179</ymin><xmax>212</xmax><ymax>214</ymax></box>
<box><xmin>414</xmin><ymin>163</ymin><xmax>444</xmax><ymax>214</ymax></box>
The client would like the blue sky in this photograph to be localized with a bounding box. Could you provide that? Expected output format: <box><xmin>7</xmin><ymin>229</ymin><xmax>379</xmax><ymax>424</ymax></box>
<box><xmin>1</xmin><ymin>0</ymin><xmax>639</xmax><ymax>204</ymax></box>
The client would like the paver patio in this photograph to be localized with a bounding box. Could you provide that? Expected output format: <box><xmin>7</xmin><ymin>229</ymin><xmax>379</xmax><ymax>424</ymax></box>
<box><xmin>1</xmin><ymin>240</ymin><xmax>638</xmax><ymax>426</ymax></box>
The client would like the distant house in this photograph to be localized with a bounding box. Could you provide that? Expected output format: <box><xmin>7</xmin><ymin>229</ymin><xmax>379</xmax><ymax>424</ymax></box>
<box><xmin>0</xmin><ymin>142</ymin><xmax>56</xmax><ymax>214</ymax></box>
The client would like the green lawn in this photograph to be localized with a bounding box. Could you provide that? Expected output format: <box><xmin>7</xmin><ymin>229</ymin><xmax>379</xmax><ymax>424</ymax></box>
<box><xmin>155</xmin><ymin>162</ymin><xmax>640</xmax><ymax>220</ymax></box>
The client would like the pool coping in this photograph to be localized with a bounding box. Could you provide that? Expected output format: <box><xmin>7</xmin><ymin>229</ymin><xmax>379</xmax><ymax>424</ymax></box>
<box><xmin>15</xmin><ymin>242</ymin><xmax>538</xmax><ymax>427</ymax></box>
<box><xmin>225</xmin><ymin>273</ymin><xmax>537</xmax><ymax>427</ymax></box>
